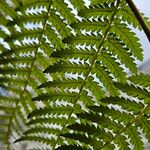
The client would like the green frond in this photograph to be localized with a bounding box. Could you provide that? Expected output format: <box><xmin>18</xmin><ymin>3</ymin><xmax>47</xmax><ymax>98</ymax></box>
<box><xmin>45</xmin><ymin>26</ymin><xmax>65</xmax><ymax>50</ymax></box>
<box><xmin>78</xmin><ymin>3</ymin><xmax>114</xmax><ymax>18</ymax></box>
<box><xmin>0</xmin><ymin>0</ymin><xmax>149</xmax><ymax>149</ymax></box>
<box><xmin>44</xmin><ymin>61</ymin><xmax>90</xmax><ymax>75</ymax></box>
<box><xmin>97</xmin><ymin>51</ymin><xmax>127</xmax><ymax>83</ymax></box>
<box><xmin>137</xmin><ymin>117</ymin><xmax>150</xmax><ymax>143</ymax></box>
<box><xmin>93</xmin><ymin>64</ymin><xmax>119</xmax><ymax>96</ymax></box>
<box><xmin>0</xmin><ymin>2</ymin><xmax>18</xmax><ymax>19</ymax></box>
<box><xmin>85</xmin><ymin>78</ymin><xmax>105</xmax><ymax>101</ymax></box>
<box><xmin>125</xmin><ymin>126</ymin><xmax>144</xmax><ymax>150</ymax></box>
<box><xmin>32</xmin><ymin>92</ymin><xmax>78</xmax><ymax>103</ymax></box>
<box><xmin>28</xmin><ymin>105</ymin><xmax>79</xmax><ymax>118</ymax></box>
<box><xmin>27</xmin><ymin>117</ymin><xmax>69</xmax><ymax>126</ymax></box>
<box><xmin>63</xmin><ymin>34</ymin><xmax>102</xmax><ymax>49</ymax></box>
<box><xmin>0</xmin><ymin>0</ymin><xmax>56</xmax><ymax>148</ymax></box>
<box><xmin>116</xmin><ymin>83</ymin><xmax>150</xmax><ymax>104</ymax></box>
<box><xmin>51</xmin><ymin>46</ymin><xmax>96</xmax><ymax>61</ymax></box>
<box><xmin>48</xmin><ymin>11</ymin><xmax>71</xmax><ymax>39</ymax></box>
<box><xmin>129</xmin><ymin>74</ymin><xmax>150</xmax><ymax>87</ymax></box>
<box><xmin>56</xmin><ymin>145</ymin><xmax>87</xmax><ymax>150</ymax></box>
<box><xmin>110</xmin><ymin>20</ymin><xmax>143</xmax><ymax>60</ymax></box>
<box><xmin>114</xmin><ymin>135</ymin><xmax>130</xmax><ymax>150</ymax></box>
<box><xmin>70</xmin><ymin>0</ymin><xmax>85</xmax><ymax>11</ymax></box>
<box><xmin>38</xmin><ymin>77</ymin><xmax>83</xmax><ymax>89</ymax></box>
<box><xmin>100</xmin><ymin>96</ymin><xmax>144</xmax><ymax>114</ymax></box>
<box><xmin>52</xmin><ymin>0</ymin><xmax>77</xmax><ymax>24</ymax></box>
<box><xmin>104</xmin><ymin>37</ymin><xmax>138</xmax><ymax>73</ymax></box>
<box><xmin>59</xmin><ymin>83</ymin><xmax>150</xmax><ymax>149</ymax></box>
<box><xmin>71</xmin><ymin>18</ymin><xmax>108</xmax><ymax>33</ymax></box>
<box><xmin>91</xmin><ymin>0</ymin><xmax>116</xmax><ymax>5</ymax></box>
<box><xmin>118</xmin><ymin>1</ymin><xmax>142</xmax><ymax>29</ymax></box>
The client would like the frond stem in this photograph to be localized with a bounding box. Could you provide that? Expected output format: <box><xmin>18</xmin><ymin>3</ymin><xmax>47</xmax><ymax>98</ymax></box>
<box><xmin>126</xmin><ymin>0</ymin><xmax>150</xmax><ymax>42</ymax></box>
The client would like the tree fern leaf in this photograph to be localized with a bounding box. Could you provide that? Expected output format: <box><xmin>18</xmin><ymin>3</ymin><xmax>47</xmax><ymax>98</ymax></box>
<box><xmin>15</xmin><ymin>135</ymin><xmax>55</xmax><ymax>146</ymax></box>
<box><xmin>0</xmin><ymin>68</ymin><xmax>30</xmax><ymax>75</ymax></box>
<box><xmin>9</xmin><ymin>28</ymin><xmax>43</xmax><ymax>40</ymax></box>
<box><xmin>100</xmin><ymin>97</ymin><xmax>144</xmax><ymax>114</ymax></box>
<box><xmin>67</xmin><ymin>123</ymin><xmax>99</xmax><ymax>135</ymax></box>
<box><xmin>63</xmin><ymin>34</ymin><xmax>102</xmax><ymax>49</ymax></box>
<box><xmin>137</xmin><ymin>117</ymin><xmax>150</xmax><ymax>142</ymax></box>
<box><xmin>1</xmin><ymin>0</ymin><xmax>149</xmax><ymax>149</ymax></box>
<box><xmin>17</xmin><ymin>15</ymin><xmax>47</xmax><ymax>26</ymax></box>
<box><xmin>0</xmin><ymin>0</ymin><xmax>56</xmax><ymax>148</ymax></box>
<box><xmin>52</xmin><ymin>0</ymin><xmax>77</xmax><ymax>24</ymax></box>
<box><xmin>125</xmin><ymin>126</ymin><xmax>144</xmax><ymax>150</ymax></box>
<box><xmin>79</xmin><ymin>91</ymin><xmax>95</xmax><ymax>106</ymax></box>
<box><xmin>0</xmin><ymin>57</ymin><xmax>33</xmax><ymax>65</ymax></box>
<box><xmin>117</xmin><ymin>2</ymin><xmax>141</xmax><ymax>29</ymax></box>
<box><xmin>28</xmin><ymin>105</ymin><xmax>74</xmax><ymax>119</ymax></box>
<box><xmin>0</xmin><ymin>45</ymin><xmax>37</xmax><ymax>57</ymax></box>
<box><xmin>110</xmin><ymin>21</ymin><xmax>143</xmax><ymax>60</ymax></box>
<box><xmin>77</xmin><ymin>112</ymin><xmax>122</xmax><ymax>133</ymax></box>
<box><xmin>51</xmin><ymin>47</ymin><xmax>96</xmax><ymax>61</ymax></box>
<box><xmin>70</xmin><ymin>0</ymin><xmax>85</xmax><ymax>11</ymax></box>
<box><xmin>97</xmin><ymin>51</ymin><xmax>126</xmax><ymax>83</ymax></box>
<box><xmin>114</xmin><ymin>135</ymin><xmax>130</xmax><ymax>150</ymax></box>
<box><xmin>91</xmin><ymin>0</ymin><xmax>116</xmax><ymax>5</ymax></box>
<box><xmin>129</xmin><ymin>74</ymin><xmax>150</xmax><ymax>87</ymax></box>
<box><xmin>93</xmin><ymin>64</ymin><xmax>119</xmax><ymax>96</ymax></box>
<box><xmin>40</xmin><ymin>41</ymin><xmax>54</xmax><ymax>56</ymax></box>
<box><xmin>71</xmin><ymin>18</ymin><xmax>108</xmax><ymax>34</ymax></box>
<box><xmin>78</xmin><ymin>4</ymin><xmax>114</xmax><ymax>18</ymax></box>
<box><xmin>61</xmin><ymin>132</ymin><xmax>100</xmax><ymax>149</ymax></box>
<box><xmin>0</xmin><ymin>2</ymin><xmax>18</xmax><ymax>19</ymax></box>
<box><xmin>115</xmin><ymin>83</ymin><xmax>150</xmax><ymax>104</ymax></box>
<box><xmin>45</xmin><ymin>26</ymin><xmax>65</xmax><ymax>50</ymax></box>
<box><xmin>85</xmin><ymin>78</ymin><xmax>106</xmax><ymax>101</ymax></box>
<box><xmin>44</xmin><ymin>61</ymin><xmax>90</xmax><ymax>75</ymax></box>
<box><xmin>32</xmin><ymin>92</ymin><xmax>77</xmax><ymax>103</ymax></box>
<box><xmin>67</xmin><ymin>122</ymin><xmax>113</xmax><ymax>142</ymax></box>
<box><xmin>104</xmin><ymin>37</ymin><xmax>137</xmax><ymax>73</ymax></box>
<box><xmin>89</xmin><ymin>105</ymin><xmax>133</xmax><ymax>124</ymax></box>
<box><xmin>38</xmin><ymin>77</ymin><xmax>83</xmax><ymax>89</ymax></box>
<box><xmin>56</xmin><ymin>145</ymin><xmax>87</xmax><ymax>150</ymax></box>
<box><xmin>27</xmin><ymin>117</ymin><xmax>71</xmax><ymax>126</ymax></box>
<box><xmin>23</xmin><ymin>127</ymin><xmax>60</xmax><ymax>136</ymax></box>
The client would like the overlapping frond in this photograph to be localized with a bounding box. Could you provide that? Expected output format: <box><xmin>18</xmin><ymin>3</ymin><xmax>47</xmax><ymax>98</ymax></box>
<box><xmin>58</xmin><ymin>76</ymin><xmax>150</xmax><ymax>150</ymax></box>
<box><xmin>0</xmin><ymin>0</ymin><xmax>149</xmax><ymax>150</ymax></box>
<box><xmin>0</xmin><ymin>0</ymin><xmax>76</xmax><ymax>149</ymax></box>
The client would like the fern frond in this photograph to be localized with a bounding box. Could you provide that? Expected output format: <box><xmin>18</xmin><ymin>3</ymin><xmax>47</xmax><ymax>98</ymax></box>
<box><xmin>52</xmin><ymin>0</ymin><xmax>77</xmax><ymax>24</ymax></box>
<box><xmin>0</xmin><ymin>0</ymin><xmax>76</xmax><ymax>148</ymax></box>
<box><xmin>59</xmin><ymin>80</ymin><xmax>150</xmax><ymax>149</ymax></box>
<box><xmin>79</xmin><ymin>3</ymin><xmax>114</xmax><ymax>19</ymax></box>
<box><xmin>0</xmin><ymin>0</ymin><xmax>149</xmax><ymax>149</ymax></box>
<box><xmin>70</xmin><ymin>0</ymin><xmax>85</xmax><ymax>11</ymax></box>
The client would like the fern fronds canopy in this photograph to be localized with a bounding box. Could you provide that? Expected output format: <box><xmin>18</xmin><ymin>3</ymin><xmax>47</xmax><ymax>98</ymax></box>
<box><xmin>0</xmin><ymin>0</ymin><xmax>150</xmax><ymax>150</ymax></box>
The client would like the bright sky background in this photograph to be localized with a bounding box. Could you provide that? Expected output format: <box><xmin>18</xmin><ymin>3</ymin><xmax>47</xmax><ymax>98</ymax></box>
<box><xmin>134</xmin><ymin>0</ymin><xmax>150</xmax><ymax>66</ymax></box>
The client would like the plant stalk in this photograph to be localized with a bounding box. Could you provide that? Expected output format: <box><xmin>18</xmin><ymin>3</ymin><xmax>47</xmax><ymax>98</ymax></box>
<box><xmin>126</xmin><ymin>0</ymin><xmax>150</xmax><ymax>42</ymax></box>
